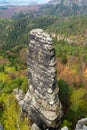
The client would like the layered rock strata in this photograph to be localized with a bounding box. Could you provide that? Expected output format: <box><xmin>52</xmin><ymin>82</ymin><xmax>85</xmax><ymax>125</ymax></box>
<box><xmin>13</xmin><ymin>88</ymin><xmax>25</xmax><ymax>106</ymax></box>
<box><xmin>22</xmin><ymin>29</ymin><xmax>63</xmax><ymax>130</ymax></box>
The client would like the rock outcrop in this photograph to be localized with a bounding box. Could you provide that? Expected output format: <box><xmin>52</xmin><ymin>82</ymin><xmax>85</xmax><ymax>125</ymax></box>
<box><xmin>22</xmin><ymin>29</ymin><xmax>63</xmax><ymax>130</ymax></box>
<box><xmin>0</xmin><ymin>124</ymin><xmax>3</xmax><ymax>130</ymax></box>
<box><xmin>13</xmin><ymin>88</ymin><xmax>25</xmax><ymax>106</ymax></box>
<box><xmin>31</xmin><ymin>123</ymin><xmax>41</xmax><ymax>130</ymax></box>
<box><xmin>61</xmin><ymin>126</ymin><xmax>68</xmax><ymax>130</ymax></box>
<box><xmin>75</xmin><ymin>118</ymin><xmax>87</xmax><ymax>130</ymax></box>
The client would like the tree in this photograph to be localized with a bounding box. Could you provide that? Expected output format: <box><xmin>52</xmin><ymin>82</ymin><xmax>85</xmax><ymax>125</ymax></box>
<box><xmin>58</xmin><ymin>80</ymin><xmax>70</xmax><ymax>111</ymax></box>
<box><xmin>3</xmin><ymin>94</ymin><xmax>29</xmax><ymax>130</ymax></box>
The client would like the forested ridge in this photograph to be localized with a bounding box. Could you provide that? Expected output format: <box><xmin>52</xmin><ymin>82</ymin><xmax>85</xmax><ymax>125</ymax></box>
<box><xmin>39</xmin><ymin>4</ymin><xmax>87</xmax><ymax>16</ymax></box>
<box><xmin>0</xmin><ymin>8</ymin><xmax>87</xmax><ymax>130</ymax></box>
<box><xmin>1</xmin><ymin>14</ymin><xmax>87</xmax><ymax>49</ymax></box>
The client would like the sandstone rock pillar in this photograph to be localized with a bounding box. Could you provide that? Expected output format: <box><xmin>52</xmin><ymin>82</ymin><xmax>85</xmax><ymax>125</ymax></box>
<box><xmin>22</xmin><ymin>29</ymin><xmax>63</xmax><ymax>130</ymax></box>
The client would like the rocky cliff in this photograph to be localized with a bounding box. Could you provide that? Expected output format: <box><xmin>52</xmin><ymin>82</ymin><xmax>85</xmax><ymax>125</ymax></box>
<box><xmin>48</xmin><ymin>0</ymin><xmax>87</xmax><ymax>6</ymax></box>
<box><xmin>22</xmin><ymin>29</ymin><xmax>63</xmax><ymax>130</ymax></box>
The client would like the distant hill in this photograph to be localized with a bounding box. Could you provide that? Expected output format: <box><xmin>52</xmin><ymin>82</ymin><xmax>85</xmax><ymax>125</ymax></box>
<box><xmin>0</xmin><ymin>0</ymin><xmax>87</xmax><ymax>19</ymax></box>
<box><xmin>0</xmin><ymin>0</ymin><xmax>38</xmax><ymax>6</ymax></box>
<box><xmin>0</xmin><ymin>4</ymin><xmax>41</xmax><ymax>18</ymax></box>
<box><xmin>39</xmin><ymin>0</ymin><xmax>87</xmax><ymax>16</ymax></box>
<box><xmin>0</xmin><ymin>0</ymin><xmax>87</xmax><ymax>18</ymax></box>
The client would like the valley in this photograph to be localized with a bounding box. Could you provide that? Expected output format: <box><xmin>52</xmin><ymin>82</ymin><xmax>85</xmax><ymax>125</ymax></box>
<box><xmin>0</xmin><ymin>1</ymin><xmax>87</xmax><ymax>130</ymax></box>
<box><xmin>0</xmin><ymin>4</ymin><xmax>41</xmax><ymax>18</ymax></box>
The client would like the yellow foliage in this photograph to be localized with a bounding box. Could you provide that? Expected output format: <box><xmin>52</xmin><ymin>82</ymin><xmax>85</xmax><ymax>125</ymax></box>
<box><xmin>4</xmin><ymin>66</ymin><xmax>16</xmax><ymax>73</ymax></box>
<box><xmin>71</xmin><ymin>64</ymin><xmax>79</xmax><ymax>74</ymax></box>
<box><xmin>0</xmin><ymin>56</ymin><xmax>4</xmax><ymax>59</ymax></box>
<box><xmin>80</xmin><ymin>100</ymin><xmax>87</xmax><ymax>114</ymax></box>
<box><xmin>1</xmin><ymin>94</ymin><xmax>30</xmax><ymax>130</ymax></box>
<box><xmin>70</xmin><ymin>88</ymin><xmax>86</xmax><ymax>105</ymax></box>
<box><xmin>0</xmin><ymin>72</ymin><xmax>10</xmax><ymax>83</ymax></box>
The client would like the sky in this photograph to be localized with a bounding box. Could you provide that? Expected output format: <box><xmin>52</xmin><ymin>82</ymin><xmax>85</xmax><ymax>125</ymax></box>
<box><xmin>0</xmin><ymin>0</ymin><xmax>50</xmax><ymax>4</ymax></box>
<box><xmin>35</xmin><ymin>0</ymin><xmax>50</xmax><ymax>3</ymax></box>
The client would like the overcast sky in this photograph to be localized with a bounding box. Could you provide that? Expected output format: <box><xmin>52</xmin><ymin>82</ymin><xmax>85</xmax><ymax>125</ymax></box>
<box><xmin>36</xmin><ymin>0</ymin><xmax>50</xmax><ymax>3</ymax></box>
<box><xmin>0</xmin><ymin>0</ymin><xmax>50</xmax><ymax>4</ymax></box>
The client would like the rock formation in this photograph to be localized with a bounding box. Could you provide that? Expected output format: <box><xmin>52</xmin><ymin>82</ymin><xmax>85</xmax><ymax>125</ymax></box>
<box><xmin>61</xmin><ymin>126</ymin><xmax>68</xmax><ymax>130</ymax></box>
<box><xmin>22</xmin><ymin>29</ymin><xmax>63</xmax><ymax>130</ymax></box>
<box><xmin>31</xmin><ymin>123</ymin><xmax>41</xmax><ymax>130</ymax></box>
<box><xmin>13</xmin><ymin>88</ymin><xmax>25</xmax><ymax>106</ymax></box>
<box><xmin>48</xmin><ymin>0</ymin><xmax>87</xmax><ymax>7</ymax></box>
<box><xmin>0</xmin><ymin>124</ymin><xmax>3</xmax><ymax>130</ymax></box>
<box><xmin>75</xmin><ymin>118</ymin><xmax>87</xmax><ymax>130</ymax></box>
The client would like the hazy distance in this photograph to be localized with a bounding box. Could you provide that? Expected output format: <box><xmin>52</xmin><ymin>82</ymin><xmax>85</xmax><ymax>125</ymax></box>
<box><xmin>0</xmin><ymin>0</ymin><xmax>50</xmax><ymax>5</ymax></box>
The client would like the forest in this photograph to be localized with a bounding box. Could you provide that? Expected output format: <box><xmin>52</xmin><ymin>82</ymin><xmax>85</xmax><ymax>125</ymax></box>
<box><xmin>0</xmin><ymin>4</ymin><xmax>87</xmax><ymax>130</ymax></box>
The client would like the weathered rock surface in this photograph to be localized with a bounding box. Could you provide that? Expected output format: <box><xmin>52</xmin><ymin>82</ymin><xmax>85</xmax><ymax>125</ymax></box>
<box><xmin>0</xmin><ymin>124</ymin><xmax>3</xmax><ymax>130</ymax></box>
<box><xmin>75</xmin><ymin>118</ymin><xmax>87</xmax><ymax>130</ymax></box>
<box><xmin>13</xmin><ymin>88</ymin><xmax>25</xmax><ymax>106</ymax></box>
<box><xmin>61</xmin><ymin>126</ymin><xmax>68</xmax><ymax>130</ymax></box>
<box><xmin>31</xmin><ymin>123</ymin><xmax>41</xmax><ymax>130</ymax></box>
<box><xmin>22</xmin><ymin>29</ymin><xmax>63</xmax><ymax>130</ymax></box>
